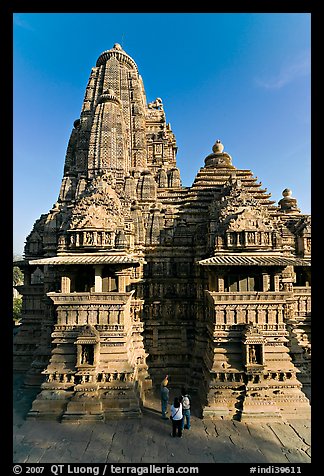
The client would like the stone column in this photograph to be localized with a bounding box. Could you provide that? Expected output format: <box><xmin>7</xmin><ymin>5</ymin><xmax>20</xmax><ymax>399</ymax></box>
<box><xmin>262</xmin><ymin>273</ymin><xmax>270</xmax><ymax>292</ymax></box>
<box><xmin>94</xmin><ymin>265</ymin><xmax>104</xmax><ymax>292</ymax></box>
<box><xmin>218</xmin><ymin>276</ymin><xmax>225</xmax><ymax>292</ymax></box>
<box><xmin>274</xmin><ymin>274</ymin><xmax>280</xmax><ymax>292</ymax></box>
<box><xmin>61</xmin><ymin>275</ymin><xmax>71</xmax><ymax>293</ymax></box>
<box><xmin>116</xmin><ymin>271</ymin><xmax>126</xmax><ymax>292</ymax></box>
<box><xmin>116</xmin><ymin>269</ymin><xmax>131</xmax><ymax>292</ymax></box>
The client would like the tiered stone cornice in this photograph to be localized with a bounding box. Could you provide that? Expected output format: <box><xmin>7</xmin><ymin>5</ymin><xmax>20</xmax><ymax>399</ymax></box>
<box><xmin>97</xmin><ymin>88</ymin><xmax>121</xmax><ymax>105</ymax></box>
<box><xmin>186</xmin><ymin>166</ymin><xmax>276</xmax><ymax>209</ymax></box>
<box><xmin>96</xmin><ymin>43</ymin><xmax>138</xmax><ymax>72</ymax></box>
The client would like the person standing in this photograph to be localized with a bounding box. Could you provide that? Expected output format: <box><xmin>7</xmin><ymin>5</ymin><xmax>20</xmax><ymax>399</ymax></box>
<box><xmin>160</xmin><ymin>375</ymin><xmax>169</xmax><ymax>419</ymax></box>
<box><xmin>170</xmin><ymin>397</ymin><xmax>183</xmax><ymax>437</ymax></box>
<box><xmin>180</xmin><ymin>387</ymin><xmax>191</xmax><ymax>430</ymax></box>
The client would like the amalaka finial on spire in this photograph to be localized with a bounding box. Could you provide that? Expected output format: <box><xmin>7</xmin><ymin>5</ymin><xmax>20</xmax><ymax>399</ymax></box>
<box><xmin>113</xmin><ymin>43</ymin><xmax>123</xmax><ymax>50</ymax></box>
<box><xmin>278</xmin><ymin>188</ymin><xmax>300</xmax><ymax>213</ymax></box>
<box><xmin>204</xmin><ymin>139</ymin><xmax>235</xmax><ymax>169</ymax></box>
<box><xmin>96</xmin><ymin>43</ymin><xmax>138</xmax><ymax>72</ymax></box>
<box><xmin>282</xmin><ymin>188</ymin><xmax>292</xmax><ymax>197</ymax></box>
<box><xmin>212</xmin><ymin>139</ymin><xmax>224</xmax><ymax>154</ymax></box>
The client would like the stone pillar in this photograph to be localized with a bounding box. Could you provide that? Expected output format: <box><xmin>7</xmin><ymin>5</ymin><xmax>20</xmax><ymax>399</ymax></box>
<box><xmin>116</xmin><ymin>269</ymin><xmax>131</xmax><ymax>292</ymax></box>
<box><xmin>218</xmin><ymin>276</ymin><xmax>225</xmax><ymax>292</ymax></box>
<box><xmin>262</xmin><ymin>273</ymin><xmax>270</xmax><ymax>292</ymax></box>
<box><xmin>94</xmin><ymin>265</ymin><xmax>104</xmax><ymax>292</ymax></box>
<box><xmin>61</xmin><ymin>275</ymin><xmax>71</xmax><ymax>293</ymax></box>
<box><xmin>274</xmin><ymin>274</ymin><xmax>280</xmax><ymax>292</ymax></box>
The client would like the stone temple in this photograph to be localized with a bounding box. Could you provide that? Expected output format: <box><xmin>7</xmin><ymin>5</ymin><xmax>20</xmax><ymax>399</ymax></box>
<box><xmin>14</xmin><ymin>43</ymin><xmax>311</xmax><ymax>422</ymax></box>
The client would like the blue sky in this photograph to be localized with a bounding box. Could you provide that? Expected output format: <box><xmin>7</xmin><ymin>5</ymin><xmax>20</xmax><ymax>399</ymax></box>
<box><xmin>13</xmin><ymin>13</ymin><xmax>311</xmax><ymax>256</ymax></box>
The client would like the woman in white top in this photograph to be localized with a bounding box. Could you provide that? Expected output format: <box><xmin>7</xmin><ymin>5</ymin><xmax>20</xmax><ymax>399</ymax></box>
<box><xmin>170</xmin><ymin>397</ymin><xmax>183</xmax><ymax>437</ymax></box>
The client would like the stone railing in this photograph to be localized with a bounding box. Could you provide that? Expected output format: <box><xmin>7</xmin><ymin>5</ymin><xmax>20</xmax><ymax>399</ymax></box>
<box><xmin>206</xmin><ymin>291</ymin><xmax>290</xmax><ymax>325</ymax></box>
<box><xmin>47</xmin><ymin>292</ymin><xmax>137</xmax><ymax>326</ymax></box>
<box><xmin>293</xmin><ymin>286</ymin><xmax>311</xmax><ymax>295</ymax></box>
<box><xmin>47</xmin><ymin>292</ymin><xmax>132</xmax><ymax>304</ymax></box>
<box><xmin>209</xmin><ymin>371</ymin><xmax>295</xmax><ymax>385</ymax></box>
<box><xmin>292</xmin><ymin>287</ymin><xmax>311</xmax><ymax>319</ymax></box>
<box><xmin>207</xmin><ymin>291</ymin><xmax>290</xmax><ymax>303</ymax></box>
<box><xmin>43</xmin><ymin>371</ymin><xmax>134</xmax><ymax>385</ymax></box>
<box><xmin>211</xmin><ymin>323</ymin><xmax>286</xmax><ymax>331</ymax></box>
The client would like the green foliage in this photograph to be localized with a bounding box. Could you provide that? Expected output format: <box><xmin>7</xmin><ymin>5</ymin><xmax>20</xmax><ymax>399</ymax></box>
<box><xmin>13</xmin><ymin>266</ymin><xmax>23</xmax><ymax>286</ymax></box>
<box><xmin>13</xmin><ymin>296</ymin><xmax>22</xmax><ymax>322</ymax></box>
<box><xmin>13</xmin><ymin>258</ymin><xmax>23</xmax><ymax>323</ymax></box>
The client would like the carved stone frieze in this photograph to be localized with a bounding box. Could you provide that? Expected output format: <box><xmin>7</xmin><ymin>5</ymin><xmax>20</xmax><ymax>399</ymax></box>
<box><xmin>15</xmin><ymin>43</ymin><xmax>311</xmax><ymax>422</ymax></box>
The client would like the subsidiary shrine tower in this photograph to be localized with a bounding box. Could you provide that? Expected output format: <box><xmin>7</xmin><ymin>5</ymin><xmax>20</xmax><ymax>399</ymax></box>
<box><xmin>14</xmin><ymin>44</ymin><xmax>311</xmax><ymax>422</ymax></box>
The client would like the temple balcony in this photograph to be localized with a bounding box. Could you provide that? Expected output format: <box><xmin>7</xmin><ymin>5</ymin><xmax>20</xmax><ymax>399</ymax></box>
<box><xmin>293</xmin><ymin>286</ymin><xmax>311</xmax><ymax>295</ymax></box>
<box><xmin>47</xmin><ymin>291</ymin><xmax>135</xmax><ymax>327</ymax></box>
<box><xmin>205</xmin><ymin>291</ymin><xmax>293</xmax><ymax>327</ymax></box>
<box><xmin>47</xmin><ymin>291</ymin><xmax>133</xmax><ymax>305</ymax></box>
<box><xmin>206</xmin><ymin>291</ymin><xmax>290</xmax><ymax>303</ymax></box>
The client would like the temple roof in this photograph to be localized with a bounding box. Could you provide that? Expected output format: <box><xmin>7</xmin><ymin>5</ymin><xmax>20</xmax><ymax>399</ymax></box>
<box><xmin>28</xmin><ymin>253</ymin><xmax>142</xmax><ymax>266</ymax></box>
<box><xmin>96</xmin><ymin>43</ymin><xmax>138</xmax><ymax>71</ymax></box>
<box><xmin>197</xmin><ymin>254</ymin><xmax>310</xmax><ymax>267</ymax></box>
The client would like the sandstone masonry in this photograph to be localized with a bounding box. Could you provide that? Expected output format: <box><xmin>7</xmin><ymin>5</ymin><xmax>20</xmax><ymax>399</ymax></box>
<box><xmin>14</xmin><ymin>44</ymin><xmax>311</xmax><ymax>422</ymax></box>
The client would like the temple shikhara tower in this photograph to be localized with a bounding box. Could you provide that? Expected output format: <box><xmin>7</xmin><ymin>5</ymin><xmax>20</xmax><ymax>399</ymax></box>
<box><xmin>14</xmin><ymin>44</ymin><xmax>311</xmax><ymax>422</ymax></box>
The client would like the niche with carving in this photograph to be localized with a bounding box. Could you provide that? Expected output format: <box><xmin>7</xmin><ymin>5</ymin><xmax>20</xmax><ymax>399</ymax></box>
<box><xmin>80</xmin><ymin>344</ymin><xmax>95</xmax><ymax>365</ymax></box>
<box><xmin>247</xmin><ymin>344</ymin><xmax>263</xmax><ymax>365</ymax></box>
<box><xmin>75</xmin><ymin>325</ymin><xmax>100</xmax><ymax>368</ymax></box>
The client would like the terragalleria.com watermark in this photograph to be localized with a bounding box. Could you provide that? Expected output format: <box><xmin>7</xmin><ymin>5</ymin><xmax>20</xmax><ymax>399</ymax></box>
<box><xmin>12</xmin><ymin>464</ymin><xmax>200</xmax><ymax>475</ymax></box>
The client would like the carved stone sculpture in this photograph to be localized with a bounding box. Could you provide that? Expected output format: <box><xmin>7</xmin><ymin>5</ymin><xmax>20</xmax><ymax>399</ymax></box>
<box><xmin>14</xmin><ymin>43</ymin><xmax>311</xmax><ymax>422</ymax></box>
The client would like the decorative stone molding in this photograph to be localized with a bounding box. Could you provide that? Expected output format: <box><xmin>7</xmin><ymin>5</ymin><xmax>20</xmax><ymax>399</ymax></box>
<box><xmin>16</xmin><ymin>44</ymin><xmax>311</xmax><ymax>422</ymax></box>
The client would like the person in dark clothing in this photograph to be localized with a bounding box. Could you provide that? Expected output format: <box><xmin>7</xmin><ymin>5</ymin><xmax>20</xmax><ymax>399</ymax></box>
<box><xmin>180</xmin><ymin>387</ymin><xmax>191</xmax><ymax>430</ymax></box>
<box><xmin>160</xmin><ymin>375</ymin><xmax>169</xmax><ymax>419</ymax></box>
<box><xmin>170</xmin><ymin>396</ymin><xmax>183</xmax><ymax>437</ymax></box>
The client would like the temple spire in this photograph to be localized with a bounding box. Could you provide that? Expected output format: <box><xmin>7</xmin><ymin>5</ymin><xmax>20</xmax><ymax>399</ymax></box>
<box><xmin>87</xmin><ymin>88</ymin><xmax>130</xmax><ymax>178</ymax></box>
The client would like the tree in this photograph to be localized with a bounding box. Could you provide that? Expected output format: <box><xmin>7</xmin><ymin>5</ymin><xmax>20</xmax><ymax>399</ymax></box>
<box><xmin>13</xmin><ymin>296</ymin><xmax>22</xmax><ymax>322</ymax></box>
<box><xmin>13</xmin><ymin>266</ymin><xmax>23</xmax><ymax>286</ymax></box>
<box><xmin>13</xmin><ymin>254</ymin><xmax>23</xmax><ymax>323</ymax></box>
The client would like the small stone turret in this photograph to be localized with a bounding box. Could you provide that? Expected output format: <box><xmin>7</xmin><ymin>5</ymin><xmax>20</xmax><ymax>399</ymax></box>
<box><xmin>278</xmin><ymin>188</ymin><xmax>300</xmax><ymax>213</ymax></box>
<box><xmin>136</xmin><ymin>169</ymin><xmax>157</xmax><ymax>201</ymax></box>
<box><xmin>204</xmin><ymin>140</ymin><xmax>235</xmax><ymax>169</ymax></box>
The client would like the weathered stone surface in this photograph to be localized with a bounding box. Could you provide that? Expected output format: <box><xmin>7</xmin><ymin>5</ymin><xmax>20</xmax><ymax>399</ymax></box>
<box><xmin>14</xmin><ymin>43</ymin><xmax>311</xmax><ymax>423</ymax></box>
<box><xmin>13</xmin><ymin>383</ymin><xmax>311</xmax><ymax>464</ymax></box>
